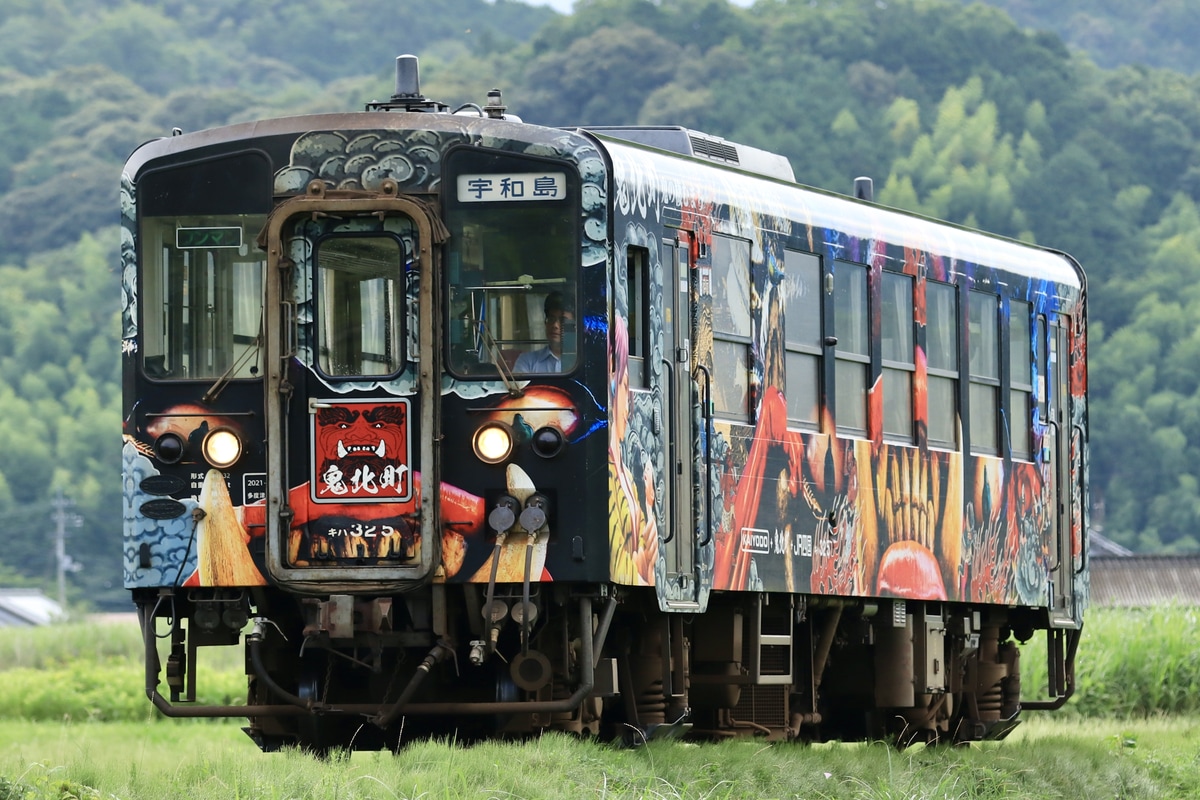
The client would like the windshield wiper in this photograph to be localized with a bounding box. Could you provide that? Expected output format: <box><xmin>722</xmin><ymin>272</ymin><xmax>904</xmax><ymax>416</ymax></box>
<box><xmin>472</xmin><ymin>313</ymin><xmax>524</xmax><ymax>397</ymax></box>
<box><xmin>202</xmin><ymin>319</ymin><xmax>264</xmax><ymax>405</ymax></box>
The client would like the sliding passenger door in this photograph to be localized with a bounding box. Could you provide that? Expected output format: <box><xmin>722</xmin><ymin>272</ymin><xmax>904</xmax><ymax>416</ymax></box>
<box><xmin>659</xmin><ymin>234</ymin><xmax>702</xmax><ymax>610</ymax></box>
<box><xmin>1047</xmin><ymin>317</ymin><xmax>1076</xmax><ymax>626</ymax></box>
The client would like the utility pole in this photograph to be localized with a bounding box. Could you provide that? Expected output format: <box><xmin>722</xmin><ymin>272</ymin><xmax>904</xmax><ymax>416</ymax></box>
<box><xmin>50</xmin><ymin>488</ymin><xmax>81</xmax><ymax>609</ymax></box>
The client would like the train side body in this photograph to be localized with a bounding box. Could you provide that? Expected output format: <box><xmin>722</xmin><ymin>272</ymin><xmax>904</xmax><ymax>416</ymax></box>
<box><xmin>598</xmin><ymin>137</ymin><xmax>1087</xmax><ymax>621</ymax></box>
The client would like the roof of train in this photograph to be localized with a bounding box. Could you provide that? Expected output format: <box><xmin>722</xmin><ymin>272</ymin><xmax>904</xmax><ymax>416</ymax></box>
<box><xmin>594</xmin><ymin>132</ymin><xmax>1084</xmax><ymax>292</ymax></box>
<box><xmin>122</xmin><ymin>111</ymin><xmax>555</xmax><ymax>176</ymax></box>
<box><xmin>124</xmin><ymin>111</ymin><xmax>1084</xmax><ymax>294</ymax></box>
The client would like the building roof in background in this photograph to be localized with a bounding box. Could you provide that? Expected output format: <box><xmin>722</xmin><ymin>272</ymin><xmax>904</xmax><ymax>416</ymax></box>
<box><xmin>1090</xmin><ymin>555</ymin><xmax>1200</xmax><ymax>607</ymax></box>
<box><xmin>0</xmin><ymin>589</ymin><xmax>65</xmax><ymax>627</ymax></box>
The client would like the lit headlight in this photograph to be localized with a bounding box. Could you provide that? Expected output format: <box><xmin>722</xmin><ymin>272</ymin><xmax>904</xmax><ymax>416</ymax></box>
<box><xmin>473</xmin><ymin>422</ymin><xmax>514</xmax><ymax>465</ymax></box>
<box><xmin>202</xmin><ymin>428</ymin><xmax>243</xmax><ymax>469</ymax></box>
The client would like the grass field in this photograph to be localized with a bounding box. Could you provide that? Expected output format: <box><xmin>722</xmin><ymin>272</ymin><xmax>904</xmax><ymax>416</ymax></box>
<box><xmin>0</xmin><ymin>609</ymin><xmax>1197</xmax><ymax>799</ymax></box>
<box><xmin>1</xmin><ymin>716</ymin><xmax>1197</xmax><ymax>799</ymax></box>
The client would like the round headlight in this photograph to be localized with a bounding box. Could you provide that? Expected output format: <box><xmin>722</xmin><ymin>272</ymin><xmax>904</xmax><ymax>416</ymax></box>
<box><xmin>202</xmin><ymin>428</ymin><xmax>243</xmax><ymax>469</ymax></box>
<box><xmin>473</xmin><ymin>422</ymin><xmax>514</xmax><ymax>465</ymax></box>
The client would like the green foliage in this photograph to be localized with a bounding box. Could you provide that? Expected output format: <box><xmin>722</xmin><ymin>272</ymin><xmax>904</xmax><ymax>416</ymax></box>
<box><xmin>0</xmin><ymin>718</ymin><xmax>1197</xmax><ymax>799</ymax></box>
<box><xmin>0</xmin><ymin>661</ymin><xmax>160</xmax><ymax>722</ymax></box>
<box><xmin>971</xmin><ymin>0</ymin><xmax>1200</xmax><ymax>74</ymax></box>
<box><xmin>0</xmin><ymin>620</ymin><xmax>244</xmax><ymax>722</ymax></box>
<box><xmin>0</xmin><ymin>231</ymin><xmax>123</xmax><ymax>607</ymax></box>
<box><xmin>1021</xmin><ymin>606</ymin><xmax>1200</xmax><ymax>717</ymax></box>
<box><xmin>523</xmin><ymin>23</ymin><xmax>685</xmax><ymax>125</ymax></box>
<box><xmin>0</xmin><ymin>618</ymin><xmax>144</xmax><ymax>670</ymax></box>
<box><xmin>877</xmin><ymin>77</ymin><xmax>1035</xmax><ymax>236</ymax></box>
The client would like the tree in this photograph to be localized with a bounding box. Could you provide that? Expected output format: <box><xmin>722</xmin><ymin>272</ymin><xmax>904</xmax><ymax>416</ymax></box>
<box><xmin>522</xmin><ymin>24</ymin><xmax>684</xmax><ymax>126</ymax></box>
<box><xmin>877</xmin><ymin>78</ymin><xmax>1031</xmax><ymax>237</ymax></box>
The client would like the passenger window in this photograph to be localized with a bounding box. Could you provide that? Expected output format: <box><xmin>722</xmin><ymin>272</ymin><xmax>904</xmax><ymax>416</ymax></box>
<box><xmin>1036</xmin><ymin>315</ymin><xmax>1048</xmax><ymax>421</ymax></box>
<box><xmin>628</xmin><ymin>246</ymin><xmax>650</xmax><ymax>389</ymax></box>
<box><xmin>881</xmin><ymin>272</ymin><xmax>914</xmax><ymax>441</ymax></box>
<box><xmin>834</xmin><ymin>261</ymin><xmax>868</xmax><ymax>434</ymax></box>
<box><xmin>969</xmin><ymin>291</ymin><xmax>999</xmax><ymax>453</ymax></box>
<box><xmin>711</xmin><ymin>234</ymin><xmax>752</xmax><ymax>421</ymax></box>
<box><xmin>784</xmin><ymin>250</ymin><xmax>822</xmax><ymax>429</ymax></box>
<box><xmin>1010</xmin><ymin>300</ymin><xmax>1032</xmax><ymax>459</ymax></box>
<box><xmin>139</xmin><ymin>153</ymin><xmax>272</xmax><ymax>382</ymax></box>
<box><xmin>315</xmin><ymin>234</ymin><xmax>406</xmax><ymax>377</ymax></box>
<box><xmin>926</xmin><ymin>282</ymin><xmax>958</xmax><ymax>448</ymax></box>
<box><xmin>140</xmin><ymin>214</ymin><xmax>267</xmax><ymax>381</ymax></box>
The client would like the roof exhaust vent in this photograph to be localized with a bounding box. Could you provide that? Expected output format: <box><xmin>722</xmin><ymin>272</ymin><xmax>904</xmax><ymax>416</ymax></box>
<box><xmin>394</xmin><ymin>54</ymin><xmax>421</xmax><ymax>98</ymax></box>
<box><xmin>854</xmin><ymin>176</ymin><xmax>873</xmax><ymax>202</ymax></box>
<box><xmin>366</xmin><ymin>55</ymin><xmax>448</xmax><ymax>113</ymax></box>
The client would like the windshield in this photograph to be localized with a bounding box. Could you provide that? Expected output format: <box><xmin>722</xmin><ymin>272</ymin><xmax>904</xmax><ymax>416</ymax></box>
<box><xmin>444</xmin><ymin>148</ymin><xmax>579</xmax><ymax>378</ymax></box>
<box><xmin>140</xmin><ymin>214</ymin><xmax>267</xmax><ymax>380</ymax></box>
<box><xmin>314</xmin><ymin>232</ymin><xmax>409</xmax><ymax>378</ymax></box>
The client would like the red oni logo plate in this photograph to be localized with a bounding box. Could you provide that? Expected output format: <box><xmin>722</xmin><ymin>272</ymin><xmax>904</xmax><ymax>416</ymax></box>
<box><xmin>311</xmin><ymin>400</ymin><xmax>413</xmax><ymax>503</ymax></box>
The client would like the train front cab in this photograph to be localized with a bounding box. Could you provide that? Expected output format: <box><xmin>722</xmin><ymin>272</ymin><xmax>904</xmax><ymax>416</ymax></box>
<box><xmin>122</xmin><ymin>114</ymin><xmax>623</xmax><ymax>751</ymax></box>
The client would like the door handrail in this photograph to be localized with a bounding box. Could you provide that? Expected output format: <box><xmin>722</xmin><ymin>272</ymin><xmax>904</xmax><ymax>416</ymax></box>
<box><xmin>695</xmin><ymin>363</ymin><xmax>713</xmax><ymax>547</ymax></box>
<box><xmin>660</xmin><ymin>356</ymin><xmax>676</xmax><ymax>544</ymax></box>
<box><xmin>1046</xmin><ymin>416</ymin><xmax>1062</xmax><ymax>572</ymax></box>
<box><xmin>1074</xmin><ymin>422</ymin><xmax>1088</xmax><ymax>576</ymax></box>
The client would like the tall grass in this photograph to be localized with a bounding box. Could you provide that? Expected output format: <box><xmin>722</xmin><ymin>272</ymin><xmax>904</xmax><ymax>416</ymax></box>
<box><xmin>0</xmin><ymin>615</ymin><xmax>242</xmax><ymax>672</ymax></box>
<box><xmin>1079</xmin><ymin>606</ymin><xmax>1200</xmax><ymax>716</ymax></box>
<box><xmin>1</xmin><ymin>606</ymin><xmax>1196</xmax><ymax>722</ymax></box>
<box><xmin>2</xmin><ymin>611</ymin><xmax>1200</xmax><ymax>798</ymax></box>
<box><xmin>0</xmin><ymin>615</ymin><xmax>244</xmax><ymax>722</ymax></box>
<box><xmin>1021</xmin><ymin>606</ymin><xmax>1200</xmax><ymax>717</ymax></box>
<box><xmin>0</xmin><ymin>617</ymin><xmax>143</xmax><ymax>670</ymax></box>
<box><xmin>0</xmin><ymin>719</ymin><xmax>1196</xmax><ymax>799</ymax></box>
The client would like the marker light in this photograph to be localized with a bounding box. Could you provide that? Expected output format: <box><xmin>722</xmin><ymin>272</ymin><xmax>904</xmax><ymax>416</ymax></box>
<box><xmin>154</xmin><ymin>432</ymin><xmax>186</xmax><ymax>464</ymax></box>
<box><xmin>531</xmin><ymin>426</ymin><xmax>564</xmax><ymax>458</ymax></box>
<box><xmin>473</xmin><ymin>422</ymin><xmax>514</xmax><ymax>465</ymax></box>
<box><xmin>202</xmin><ymin>428</ymin><xmax>243</xmax><ymax>469</ymax></box>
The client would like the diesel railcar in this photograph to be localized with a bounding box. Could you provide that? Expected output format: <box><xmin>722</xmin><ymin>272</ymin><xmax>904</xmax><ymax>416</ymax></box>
<box><xmin>122</xmin><ymin>56</ymin><xmax>1087</xmax><ymax>752</ymax></box>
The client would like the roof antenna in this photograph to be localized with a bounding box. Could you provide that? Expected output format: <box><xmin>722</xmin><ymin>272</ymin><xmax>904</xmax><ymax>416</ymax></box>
<box><xmin>366</xmin><ymin>55</ymin><xmax>448</xmax><ymax>113</ymax></box>
<box><xmin>484</xmin><ymin>89</ymin><xmax>507</xmax><ymax>119</ymax></box>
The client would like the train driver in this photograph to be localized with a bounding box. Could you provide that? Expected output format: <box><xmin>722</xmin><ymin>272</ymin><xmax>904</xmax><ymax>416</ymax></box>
<box><xmin>515</xmin><ymin>291</ymin><xmax>574</xmax><ymax>373</ymax></box>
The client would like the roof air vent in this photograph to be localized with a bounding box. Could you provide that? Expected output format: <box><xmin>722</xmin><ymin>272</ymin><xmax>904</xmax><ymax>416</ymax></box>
<box><xmin>574</xmin><ymin>126</ymin><xmax>796</xmax><ymax>182</ymax></box>
<box><xmin>688</xmin><ymin>134</ymin><xmax>740</xmax><ymax>164</ymax></box>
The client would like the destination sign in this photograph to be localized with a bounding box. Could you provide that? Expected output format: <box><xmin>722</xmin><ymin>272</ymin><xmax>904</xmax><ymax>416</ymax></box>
<box><xmin>457</xmin><ymin>172</ymin><xmax>566</xmax><ymax>203</ymax></box>
<box><xmin>176</xmin><ymin>226</ymin><xmax>243</xmax><ymax>249</ymax></box>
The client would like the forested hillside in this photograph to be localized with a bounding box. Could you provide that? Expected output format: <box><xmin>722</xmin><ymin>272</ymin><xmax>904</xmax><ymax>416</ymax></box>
<box><xmin>2</xmin><ymin>0</ymin><xmax>1199</xmax><ymax>608</ymax></box>
<box><xmin>966</xmin><ymin>0</ymin><xmax>1200</xmax><ymax>74</ymax></box>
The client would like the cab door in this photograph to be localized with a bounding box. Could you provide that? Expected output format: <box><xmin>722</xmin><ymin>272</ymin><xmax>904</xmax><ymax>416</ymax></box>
<box><xmin>262</xmin><ymin>185</ymin><xmax>444</xmax><ymax>592</ymax></box>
